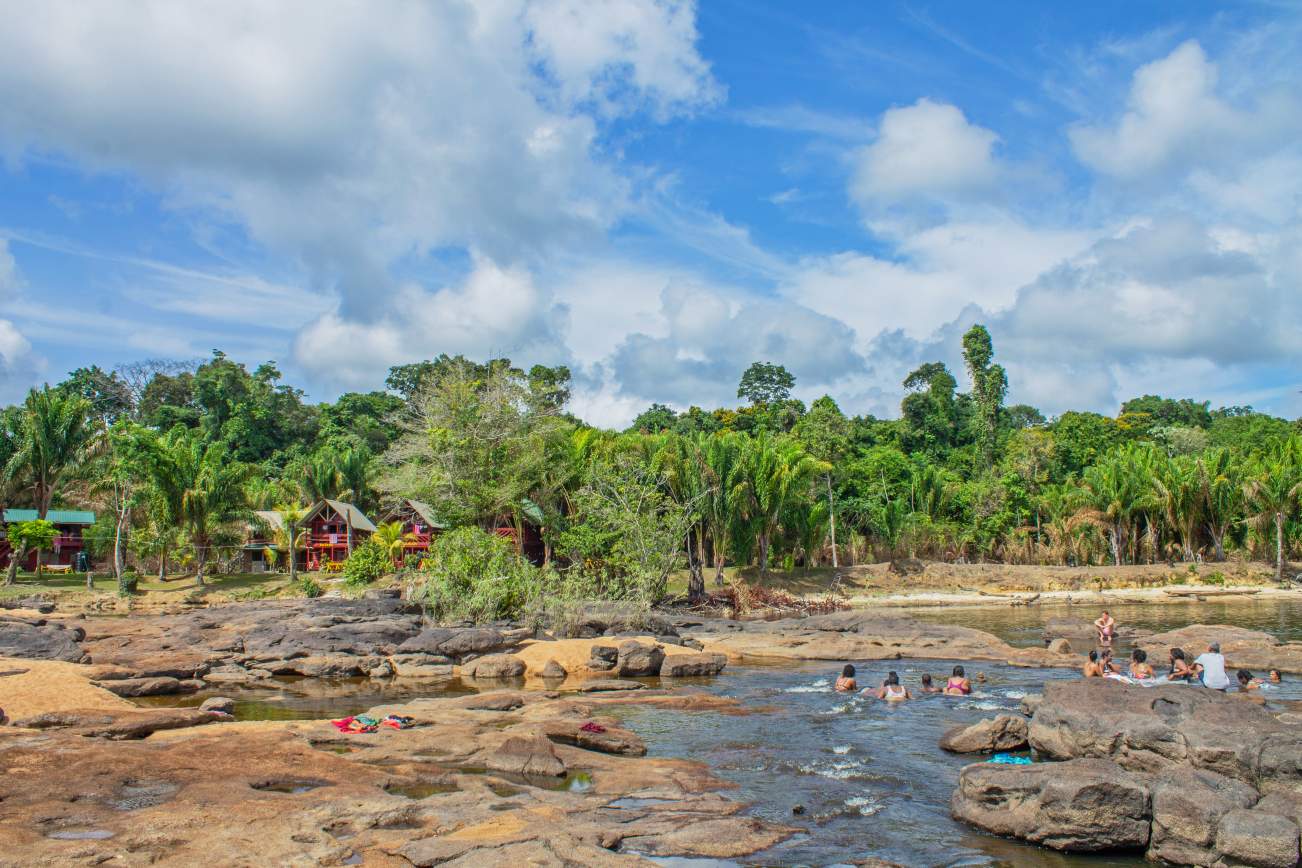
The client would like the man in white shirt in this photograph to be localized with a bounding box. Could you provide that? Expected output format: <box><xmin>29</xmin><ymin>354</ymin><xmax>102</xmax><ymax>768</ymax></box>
<box><xmin>1194</xmin><ymin>642</ymin><xmax>1230</xmax><ymax>691</ymax></box>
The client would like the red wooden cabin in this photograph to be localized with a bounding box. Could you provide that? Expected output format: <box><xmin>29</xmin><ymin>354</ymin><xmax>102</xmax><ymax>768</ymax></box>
<box><xmin>303</xmin><ymin>500</ymin><xmax>376</xmax><ymax>571</ymax></box>
<box><xmin>1</xmin><ymin>509</ymin><xmax>96</xmax><ymax>571</ymax></box>
<box><xmin>377</xmin><ymin>499</ymin><xmax>445</xmax><ymax>561</ymax></box>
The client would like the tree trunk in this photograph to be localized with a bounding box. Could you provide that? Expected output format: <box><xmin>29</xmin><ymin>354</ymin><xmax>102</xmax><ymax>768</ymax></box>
<box><xmin>713</xmin><ymin>542</ymin><xmax>726</xmax><ymax>587</ymax></box>
<box><xmin>195</xmin><ymin>541</ymin><xmax>207</xmax><ymax>587</ymax></box>
<box><xmin>1210</xmin><ymin>525</ymin><xmax>1225</xmax><ymax>562</ymax></box>
<box><xmin>1276</xmin><ymin>512</ymin><xmax>1285</xmax><ymax>582</ymax></box>
<box><xmin>5</xmin><ymin>543</ymin><xmax>26</xmax><ymax>585</ymax></box>
<box><xmin>346</xmin><ymin>521</ymin><xmax>354</xmax><ymax>556</ymax></box>
<box><xmin>826</xmin><ymin>474</ymin><xmax>838</xmax><ymax>569</ymax></box>
<box><xmin>686</xmin><ymin>529</ymin><xmax>704</xmax><ymax>601</ymax></box>
<box><xmin>158</xmin><ymin>542</ymin><xmax>168</xmax><ymax>583</ymax></box>
<box><xmin>288</xmin><ymin>521</ymin><xmax>298</xmax><ymax>586</ymax></box>
<box><xmin>758</xmin><ymin>531</ymin><xmax>770</xmax><ymax>576</ymax></box>
<box><xmin>114</xmin><ymin>507</ymin><xmax>130</xmax><ymax>581</ymax></box>
<box><xmin>1109</xmin><ymin>527</ymin><xmax>1121</xmax><ymax>567</ymax></box>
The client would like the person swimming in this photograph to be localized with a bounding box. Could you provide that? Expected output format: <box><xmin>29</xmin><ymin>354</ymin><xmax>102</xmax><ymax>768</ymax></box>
<box><xmin>944</xmin><ymin>665</ymin><xmax>972</xmax><ymax>695</ymax></box>
<box><xmin>834</xmin><ymin>664</ymin><xmax>857</xmax><ymax>692</ymax></box>
<box><xmin>1083</xmin><ymin>650</ymin><xmax>1103</xmax><ymax>677</ymax></box>
<box><xmin>1129</xmin><ymin>648</ymin><xmax>1155</xmax><ymax>680</ymax></box>
<box><xmin>919</xmin><ymin>673</ymin><xmax>942</xmax><ymax>693</ymax></box>
<box><xmin>1237</xmin><ymin>669</ymin><xmax>1263</xmax><ymax>691</ymax></box>
<box><xmin>1270</xmin><ymin>669</ymin><xmax>1283</xmax><ymax>683</ymax></box>
<box><xmin>875</xmin><ymin>670</ymin><xmax>911</xmax><ymax>702</ymax></box>
<box><xmin>1167</xmin><ymin>647</ymin><xmax>1193</xmax><ymax>681</ymax></box>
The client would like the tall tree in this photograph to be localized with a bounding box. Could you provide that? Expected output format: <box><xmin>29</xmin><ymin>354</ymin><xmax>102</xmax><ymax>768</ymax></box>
<box><xmin>3</xmin><ymin>387</ymin><xmax>99</xmax><ymax>584</ymax></box>
<box><xmin>961</xmin><ymin>324</ymin><xmax>1008</xmax><ymax>465</ymax></box>
<box><xmin>737</xmin><ymin>361</ymin><xmax>795</xmax><ymax>406</ymax></box>
<box><xmin>1245</xmin><ymin>439</ymin><xmax>1302</xmax><ymax>581</ymax></box>
<box><xmin>734</xmin><ymin>433</ymin><xmax>827</xmax><ymax>574</ymax></box>
<box><xmin>794</xmin><ymin>396</ymin><xmax>850</xmax><ymax>568</ymax></box>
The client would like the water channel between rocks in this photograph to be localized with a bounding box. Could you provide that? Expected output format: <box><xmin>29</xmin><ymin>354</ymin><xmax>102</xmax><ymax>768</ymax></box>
<box><xmin>131</xmin><ymin>600</ymin><xmax>1302</xmax><ymax>866</ymax></box>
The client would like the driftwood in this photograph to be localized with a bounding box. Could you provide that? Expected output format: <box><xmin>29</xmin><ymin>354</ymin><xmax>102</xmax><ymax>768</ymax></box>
<box><xmin>1163</xmin><ymin>587</ymin><xmax>1261</xmax><ymax>598</ymax></box>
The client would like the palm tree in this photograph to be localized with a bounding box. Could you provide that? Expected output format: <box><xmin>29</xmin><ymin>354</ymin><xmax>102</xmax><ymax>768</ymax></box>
<box><xmin>1079</xmin><ymin>444</ymin><xmax>1156</xmax><ymax>566</ymax></box>
<box><xmin>1199</xmin><ymin>448</ymin><xmax>1242</xmax><ymax>562</ymax></box>
<box><xmin>1244</xmin><ymin>439</ymin><xmax>1302</xmax><ymax>582</ymax></box>
<box><xmin>149</xmin><ymin>430</ymin><xmax>251</xmax><ymax>587</ymax></box>
<box><xmin>275</xmin><ymin>503</ymin><xmax>308</xmax><ymax>584</ymax></box>
<box><xmin>651</xmin><ymin>433</ymin><xmax>713</xmax><ymax>599</ymax></box>
<box><xmin>299</xmin><ymin>450</ymin><xmax>343</xmax><ymax>503</ymax></box>
<box><xmin>335</xmin><ymin>446</ymin><xmax>375</xmax><ymax>512</ymax></box>
<box><xmin>735</xmin><ymin>434</ymin><xmax>827</xmax><ymax>575</ymax></box>
<box><xmin>1152</xmin><ymin>454</ymin><xmax>1202</xmax><ymax>561</ymax></box>
<box><xmin>3</xmin><ymin>386</ymin><xmax>99</xmax><ymax>584</ymax></box>
<box><xmin>372</xmin><ymin>520</ymin><xmax>414</xmax><ymax>566</ymax></box>
<box><xmin>701</xmin><ymin>432</ymin><xmax>744</xmax><ymax>587</ymax></box>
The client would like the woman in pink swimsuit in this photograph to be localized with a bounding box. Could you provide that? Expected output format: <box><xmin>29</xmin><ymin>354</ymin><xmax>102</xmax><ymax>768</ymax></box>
<box><xmin>943</xmin><ymin>664</ymin><xmax>972</xmax><ymax>695</ymax></box>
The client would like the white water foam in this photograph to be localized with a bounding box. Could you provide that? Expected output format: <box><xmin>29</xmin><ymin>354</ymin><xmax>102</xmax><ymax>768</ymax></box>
<box><xmin>832</xmin><ymin>745</ymin><xmax>852</xmax><ymax>755</ymax></box>
<box><xmin>785</xmin><ymin>678</ymin><xmax>831</xmax><ymax>693</ymax></box>
<box><xmin>844</xmin><ymin>795</ymin><xmax>883</xmax><ymax>816</ymax></box>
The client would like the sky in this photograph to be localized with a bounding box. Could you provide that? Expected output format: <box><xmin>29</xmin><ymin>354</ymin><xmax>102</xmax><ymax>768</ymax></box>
<box><xmin>0</xmin><ymin>0</ymin><xmax>1300</xmax><ymax>426</ymax></box>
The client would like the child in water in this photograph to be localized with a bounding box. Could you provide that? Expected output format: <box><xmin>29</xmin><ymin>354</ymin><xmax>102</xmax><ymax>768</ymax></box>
<box><xmin>1270</xmin><ymin>669</ymin><xmax>1283</xmax><ymax>683</ymax></box>
<box><xmin>1167</xmin><ymin>648</ymin><xmax>1193</xmax><ymax>682</ymax></box>
<box><xmin>944</xmin><ymin>665</ymin><xmax>972</xmax><ymax>695</ymax></box>
<box><xmin>874</xmin><ymin>671</ymin><xmax>911</xmax><ymax>702</ymax></box>
<box><xmin>1237</xmin><ymin>669</ymin><xmax>1263</xmax><ymax>691</ymax></box>
<box><xmin>1129</xmin><ymin>649</ymin><xmax>1155</xmax><ymax>680</ymax></box>
<box><xmin>834</xmin><ymin>664</ymin><xmax>857</xmax><ymax>692</ymax></box>
<box><xmin>919</xmin><ymin>673</ymin><xmax>942</xmax><ymax>693</ymax></box>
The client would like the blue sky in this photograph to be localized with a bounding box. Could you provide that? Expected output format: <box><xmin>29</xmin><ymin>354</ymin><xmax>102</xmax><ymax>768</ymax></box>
<box><xmin>1</xmin><ymin>1</ymin><xmax>1299</xmax><ymax>425</ymax></box>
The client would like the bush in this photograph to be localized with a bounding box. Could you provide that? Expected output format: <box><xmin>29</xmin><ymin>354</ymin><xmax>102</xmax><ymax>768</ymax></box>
<box><xmin>297</xmin><ymin>574</ymin><xmax>323</xmax><ymax>598</ymax></box>
<box><xmin>117</xmin><ymin>569</ymin><xmax>139</xmax><ymax>598</ymax></box>
<box><xmin>415</xmin><ymin>527</ymin><xmax>543</xmax><ymax>622</ymax></box>
<box><xmin>343</xmin><ymin>539</ymin><xmax>392</xmax><ymax>588</ymax></box>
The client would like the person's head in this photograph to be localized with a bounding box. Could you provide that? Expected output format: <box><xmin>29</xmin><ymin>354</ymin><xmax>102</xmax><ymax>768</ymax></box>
<box><xmin>1132</xmin><ymin>649</ymin><xmax>1147</xmax><ymax>663</ymax></box>
<box><xmin>921</xmin><ymin>673</ymin><xmax>933</xmax><ymax>686</ymax></box>
<box><xmin>1102</xmin><ymin>610</ymin><xmax>1109</xmax><ymax>617</ymax></box>
<box><xmin>952</xmin><ymin>665</ymin><xmax>965</xmax><ymax>678</ymax></box>
<box><xmin>1237</xmin><ymin>669</ymin><xmax>1253</xmax><ymax>685</ymax></box>
<box><xmin>1270</xmin><ymin>669</ymin><xmax>1283</xmax><ymax>682</ymax></box>
<box><xmin>841</xmin><ymin>664</ymin><xmax>856</xmax><ymax>678</ymax></box>
<box><xmin>1102</xmin><ymin>648</ymin><xmax>1113</xmax><ymax>660</ymax></box>
<box><xmin>1209</xmin><ymin>642</ymin><xmax>1221</xmax><ymax>655</ymax></box>
<box><xmin>1171</xmin><ymin>647</ymin><xmax>1186</xmax><ymax>662</ymax></box>
<box><xmin>885</xmin><ymin>671</ymin><xmax>899</xmax><ymax>686</ymax></box>
<box><xmin>1088</xmin><ymin>650</ymin><xmax>1098</xmax><ymax>662</ymax></box>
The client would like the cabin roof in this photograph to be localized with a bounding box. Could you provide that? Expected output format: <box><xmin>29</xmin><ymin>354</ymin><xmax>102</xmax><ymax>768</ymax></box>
<box><xmin>3</xmin><ymin>509</ymin><xmax>96</xmax><ymax>525</ymax></box>
<box><xmin>252</xmin><ymin>510</ymin><xmax>285</xmax><ymax>531</ymax></box>
<box><xmin>380</xmin><ymin>498</ymin><xmax>447</xmax><ymax>529</ymax></box>
<box><xmin>306</xmin><ymin>499</ymin><xmax>378</xmax><ymax>534</ymax></box>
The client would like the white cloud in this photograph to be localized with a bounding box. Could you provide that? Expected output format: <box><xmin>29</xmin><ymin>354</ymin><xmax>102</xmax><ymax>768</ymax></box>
<box><xmin>1069</xmin><ymin>40</ymin><xmax>1301</xmax><ymax>182</ymax></box>
<box><xmin>0</xmin><ymin>241</ymin><xmax>40</xmax><ymax>401</ymax></box>
<box><xmin>850</xmin><ymin>98</ymin><xmax>1000</xmax><ymax>207</ymax></box>
<box><xmin>0</xmin><ymin>1</ymin><xmax>718</xmax><ymax>313</ymax></box>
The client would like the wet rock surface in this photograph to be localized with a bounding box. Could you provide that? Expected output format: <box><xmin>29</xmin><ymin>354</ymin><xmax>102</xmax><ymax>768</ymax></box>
<box><xmin>0</xmin><ymin>615</ymin><xmax>89</xmax><ymax>662</ymax></box>
<box><xmin>952</xmin><ymin>679</ymin><xmax>1302</xmax><ymax>864</ymax></box>
<box><xmin>939</xmin><ymin>714</ymin><xmax>1029</xmax><ymax>754</ymax></box>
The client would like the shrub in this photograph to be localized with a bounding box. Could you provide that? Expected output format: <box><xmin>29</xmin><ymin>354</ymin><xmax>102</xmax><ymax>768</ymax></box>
<box><xmin>343</xmin><ymin>539</ymin><xmax>392</xmax><ymax>588</ymax></box>
<box><xmin>117</xmin><ymin>569</ymin><xmax>139</xmax><ymax>598</ymax></box>
<box><xmin>415</xmin><ymin>527</ymin><xmax>543</xmax><ymax>622</ymax></box>
<box><xmin>297</xmin><ymin>574</ymin><xmax>323</xmax><ymax>598</ymax></box>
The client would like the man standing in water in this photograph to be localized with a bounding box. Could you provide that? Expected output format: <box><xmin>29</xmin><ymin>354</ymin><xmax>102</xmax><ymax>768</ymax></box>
<box><xmin>1094</xmin><ymin>611</ymin><xmax>1116</xmax><ymax>648</ymax></box>
<box><xmin>1194</xmin><ymin>642</ymin><xmax>1231</xmax><ymax>691</ymax></box>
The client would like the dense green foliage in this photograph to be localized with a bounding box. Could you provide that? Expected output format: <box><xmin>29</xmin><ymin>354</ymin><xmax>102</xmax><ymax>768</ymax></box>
<box><xmin>342</xmin><ymin>538</ymin><xmax>391</xmax><ymax>588</ymax></box>
<box><xmin>2</xmin><ymin>328</ymin><xmax>1301</xmax><ymax>602</ymax></box>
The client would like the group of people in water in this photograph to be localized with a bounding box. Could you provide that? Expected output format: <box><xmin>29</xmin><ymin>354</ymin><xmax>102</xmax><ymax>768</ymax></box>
<box><xmin>1086</xmin><ymin>610</ymin><xmax>1280</xmax><ymax>692</ymax></box>
<box><xmin>833</xmin><ymin>663</ymin><xmax>974</xmax><ymax>701</ymax></box>
<box><xmin>830</xmin><ymin>609</ymin><xmax>1286</xmax><ymax>701</ymax></box>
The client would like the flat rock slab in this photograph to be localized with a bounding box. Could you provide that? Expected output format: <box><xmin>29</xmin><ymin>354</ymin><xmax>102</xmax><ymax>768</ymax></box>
<box><xmin>660</xmin><ymin>652</ymin><xmax>727</xmax><ymax>678</ymax></box>
<box><xmin>543</xmin><ymin>720</ymin><xmax>647</xmax><ymax>756</ymax></box>
<box><xmin>578</xmin><ymin>679</ymin><xmax>646</xmax><ymax>692</ymax></box>
<box><xmin>13</xmin><ymin>707</ymin><xmax>222</xmax><ymax>739</ymax></box>
<box><xmin>0</xmin><ymin>616</ymin><xmax>88</xmax><ymax>662</ymax></box>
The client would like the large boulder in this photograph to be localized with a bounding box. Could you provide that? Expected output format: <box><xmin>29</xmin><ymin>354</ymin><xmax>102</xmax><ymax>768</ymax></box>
<box><xmin>616</xmin><ymin>640</ymin><xmax>665</xmax><ymax>677</ymax></box>
<box><xmin>939</xmin><ymin>715</ymin><xmax>1029</xmax><ymax>754</ymax></box>
<box><xmin>0</xmin><ymin>616</ymin><xmax>88</xmax><ymax>662</ymax></box>
<box><xmin>951</xmin><ymin>758</ymin><xmax>1151</xmax><ymax>852</ymax></box>
<box><xmin>461</xmin><ymin>654</ymin><xmax>526</xmax><ymax>679</ymax></box>
<box><xmin>1148</xmin><ymin>767</ymin><xmax>1259</xmax><ymax>865</ymax></box>
<box><xmin>481</xmin><ymin>731</ymin><xmax>565</xmax><ymax>777</ymax></box>
<box><xmin>542</xmin><ymin>720</ymin><xmax>646</xmax><ymax>756</ymax></box>
<box><xmin>1214</xmin><ymin>808</ymin><xmax>1300</xmax><ymax>868</ymax></box>
<box><xmin>94</xmin><ymin>676</ymin><xmax>191</xmax><ymax>697</ymax></box>
<box><xmin>660</xmin><ymin>652</ymin><xmax>727</xmax><ymax>678</ymax></box>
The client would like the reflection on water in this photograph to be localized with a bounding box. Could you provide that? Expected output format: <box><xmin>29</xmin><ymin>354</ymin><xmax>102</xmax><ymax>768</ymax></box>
<box><xmin>910</xmin><ymin>596</ymin><xmax>1302</xmax><ymax>647</ymax></box>
<box><xmin>131</xmin><ymin>675</ymin><xmax>478</xmax><ymax>720</ymax></box>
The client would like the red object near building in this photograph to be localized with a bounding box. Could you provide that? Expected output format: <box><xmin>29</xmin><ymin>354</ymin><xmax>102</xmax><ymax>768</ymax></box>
<box><xmin>377</xmin><ymin>499</ymin><xmax>446</xmax><ymax>562</ymax></box>
<box><xmin>0</xmin><ymin>509</ymin><xmax>96</xmax><ymax>571</ymax></box>
<box><xmin>242</xmin><ymin>500</ymin><xmax>376</xmax><ymax>573</ymax></box>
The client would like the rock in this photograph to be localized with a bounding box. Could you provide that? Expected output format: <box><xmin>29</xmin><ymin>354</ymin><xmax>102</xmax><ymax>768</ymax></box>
<box><xmin>461</xmin><ymin>654</ymin><xmax>525</xmax><ymax>679</ymax></box>
<box><xmin>1020</xmin><ymin>694</ymin><xmax>1042</xmax><ymax>716</ymax></box>
<box><xmin>1047</xmin><ymin>638</ymin><xmax>1072</xmax><ymax>655</ymax></box>
<box><xmin>0</xmin><ymin>616</ymin><xmax>87</xmax><ymax>662</ymax></box>
<box><xmin>482</xmin><ymin>731</ymin><xmax>565</xmax><ymax>777</ymax></box>
<box><xmin>940</xmin><ymin>715</ymin><xmax>1029</xmax><ymax>754</ymax></box>
<box><xmin>951</xmin><ymin>758</ymin><xmax>1151</xmax><ymax>852</ymax></box>
<box><xmin>660</xmin><ymin>652</ymin><xmax>728</xmax><ymax>678</ymax></box>
<box><xmin>541</xmin><ymin>659</ymin><xmax>567</xmax><ymax>679</ymax></box>
<box><xmin>362</xmin><ymin>587</ymin><xmax>400</xmax><ymax>600</ymax></box>
<box><xmin>13</xmin><ymin>708</ymin><xmax>220</xmax><ymax>739</ymax></box>
<box><xmin>589</xmin><ymin>644</ymin><xmax>618</xmax><ymax>665</ymax></box>
<box><xmin>95</xmin><ymin>676</ymin><xmax>185</xmax><ymax>697</ymax></box>
<box><xmin>200</xmin><ymin>697</ymin><xmax>236</xmax><ymax>715</ymax></box>
<box><xmin>578</xmin><ymin>679</ymin><xmax>646</xmax><ymax>692</ymax></box>
<box><xmin>0</xmin><ymin>596</ymin><xmax>55</xmax><ymax>614</ymax></box>
<box><xmin>889</xmin><ymin>558</ymin><xmax>925</xmax><ymax>575</ymax></box>
<box><xmin>1148</xmin><ymin>767</ymin><xmax>1260</xmax><ymax>865</ymax></box>
<box><xmin>616</xmin><ymin>640</ymin><xmax>665</xmax><ymax>677</ymax></box>
<box><xmin>1215</xmin><ymin>808</ymin><xmax>1300</xmax><ymax>868</ymax></box>
<box><xmin>542</xmin><ymin>720</ymin><xmax>646</xmax><ymax>757</ymax></box>
<box><xmin>460</xmin><ymin>692</ymin><xmax>525</xmax><ymax>712</ymax></box>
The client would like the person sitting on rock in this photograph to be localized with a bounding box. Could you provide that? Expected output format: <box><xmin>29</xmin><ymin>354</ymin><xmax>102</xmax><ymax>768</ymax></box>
<box><xmin>1237</xmin><ymin>669</ymin><xmax>1263</xmax><ymax>691</ymax></box>
<box><xmin>1083</xmin><ymin>650</ymin><xmax>1104</xmax><ymax>677</ymax></box>
<box><xmin>1094</xmin><ymin>610</ymin><xmax>1116</xmax><ymax>647</ymax></box>
<box><xmin>874</xmin><ymin>671</ymin><xmax>911</xmax><ymax>702</ymax></box>
<box><xmin>943</xmin><ymin>665</ymin><xmax>972</xmax><ymax>695</ymax></box>
<box><xmin>1194</xmin><ymin>642</ymin><xmax>1231</xmax><ymax>691</ymax></box>
<box><xmin>919</xmin><ymin>673</ymin><xmax>942</xmax><ymax>693</ymax></box>
<box><xmin>1129</xmin><ymin>648</ymin><xmax>1155</xmax><ymax>680</ymax></box>
<box><xmin>1166</xmin><ymin>647</ymin><xmax>1193</xmax><ymax>681</ymax></box>
<box><xmin>834</xmin><ymin>664</ymin><xmax>857</xmax><ymax>692</ymax></box>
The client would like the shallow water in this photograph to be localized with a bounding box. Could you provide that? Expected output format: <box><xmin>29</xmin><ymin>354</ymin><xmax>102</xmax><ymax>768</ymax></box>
<box><xmin>911</xmin><ymin>596</ymin><xmax>1302</xmax><ymax>647</ymax></box>
<box><xmin>614</xmin><ymin>662</ymin><xmax>1302</xmax><ymax>867</ymax></box>
<box><xmin>132</xmin><ymin>675</ymin><xmax>478</xmax><ymax>720</ymax></box>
